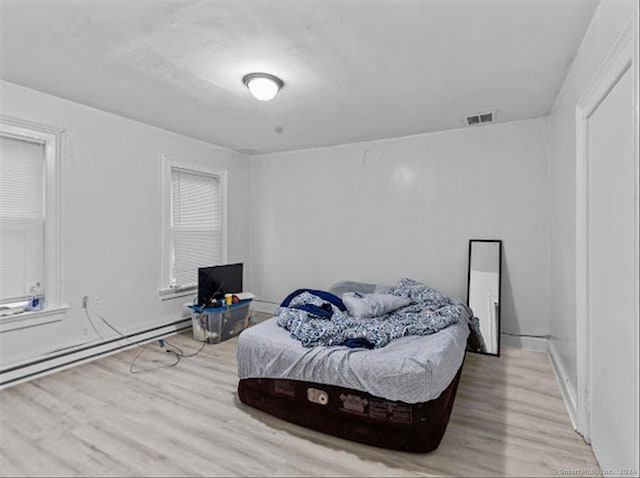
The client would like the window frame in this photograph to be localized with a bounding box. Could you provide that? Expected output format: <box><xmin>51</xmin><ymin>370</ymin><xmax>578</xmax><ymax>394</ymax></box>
<box><xmin>0</xmin><ymin>115</ymin><xmax>67</xmax><ymax>324</ymax></box>
<box><xmin>159</xmin><ymin>153</ymin><xmax>228</xmax><ymax>300</ymax></box>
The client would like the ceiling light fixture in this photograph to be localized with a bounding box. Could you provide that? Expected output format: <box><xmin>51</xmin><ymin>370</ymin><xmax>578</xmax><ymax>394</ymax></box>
<box><xmin>243</xmin><ymin>73</ymin><xmax>284</xmax><ymax>101</ymax></box>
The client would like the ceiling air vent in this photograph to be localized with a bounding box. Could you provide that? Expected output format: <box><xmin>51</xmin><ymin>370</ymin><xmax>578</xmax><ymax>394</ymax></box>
<box><xmin>465</xmin><ymin>111</ymin><xmax>494</xmax><ymax>126</ymax></box>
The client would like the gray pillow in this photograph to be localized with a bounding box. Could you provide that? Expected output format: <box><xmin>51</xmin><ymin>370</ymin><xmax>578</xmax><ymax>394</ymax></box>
<box><xmin>328</xmin><ymin>281</ymin><xmax>391</xmax><ymax>297</ymax></box>
<box><xmin>328</xmin><ymin>281</ymin><xmax>377</xmax><ymax>297</ymax></box>
<box><xmin>342</xmin><ymin>292</ymin><xmax>411</xmax><ymax>319</ymax></box>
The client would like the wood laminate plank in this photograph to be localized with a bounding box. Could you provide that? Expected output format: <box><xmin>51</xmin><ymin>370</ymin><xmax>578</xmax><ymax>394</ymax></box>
<box><xmin>0</xmin><ymin>329</ymin><xmax>598</xmax><ymax>477</ymax></box>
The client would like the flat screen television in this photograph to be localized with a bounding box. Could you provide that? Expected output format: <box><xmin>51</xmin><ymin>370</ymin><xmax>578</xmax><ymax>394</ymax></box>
<box><xmin>197</xmin><ymin>263</ymin><xmax>243</xmax><ymax>307</ymax></box>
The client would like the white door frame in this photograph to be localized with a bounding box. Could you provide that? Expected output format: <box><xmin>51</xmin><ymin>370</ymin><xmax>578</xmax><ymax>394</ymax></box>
<box><xmin>575</xmin><ymin>11</ymin><xmax>639</xmax><ymax>468</ymax></box>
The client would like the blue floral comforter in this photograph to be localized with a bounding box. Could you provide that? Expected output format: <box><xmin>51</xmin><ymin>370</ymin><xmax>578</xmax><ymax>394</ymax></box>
<box><xmin>276</xmin><ymin>278</ymin><xmax>467</xmax><ymax>348</ymax></box>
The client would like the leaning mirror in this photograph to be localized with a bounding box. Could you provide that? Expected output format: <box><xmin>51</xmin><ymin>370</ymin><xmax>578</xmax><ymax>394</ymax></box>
<box><xmin>466</xmin><ymin>239</ymin><xmax>502</xmax><ymax>356</ymax></box>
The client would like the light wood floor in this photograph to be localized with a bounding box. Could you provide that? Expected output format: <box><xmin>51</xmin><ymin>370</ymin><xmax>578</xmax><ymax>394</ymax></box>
<box><xmin>0</xmin><ymin>322</ymin><xmax>599</xmax><ymax>477</ymax></box>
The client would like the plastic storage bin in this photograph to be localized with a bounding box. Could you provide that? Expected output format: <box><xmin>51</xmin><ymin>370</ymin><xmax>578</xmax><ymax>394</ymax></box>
<box><xmin>188</xmin><ymin>300</ymin><xmax>251</xmax><ymax>344</ymax></box>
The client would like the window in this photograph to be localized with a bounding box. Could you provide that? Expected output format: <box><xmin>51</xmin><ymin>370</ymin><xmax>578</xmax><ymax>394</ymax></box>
<box><xmin>160</xmin><ymin>155</ymin><xmax>227</xmax><ymax>298</ymax></box>
<box><xmin>0</xmin><ymin>116</ymin><xmax>64</xmax><ymax>317</ymax></box>
<box><xmin>171</xmin><ymin>168</ymin><xmax>223</xmax><ymax>287</ymax></box>
<box><xmin>0</xmin><ymin>136</ymin><xmax>44</xmax><ymax>304</ymax></box>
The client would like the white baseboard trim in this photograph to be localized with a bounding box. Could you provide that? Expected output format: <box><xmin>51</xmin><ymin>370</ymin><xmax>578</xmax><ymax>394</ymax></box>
<box><xmin>547</xmin><ymin>339</ymin><xmax>579</xmax><ymax>431</ymax></box>
<box><xmin>251</xmin><ymin>300</ymin><xmax>278</xmax><ymax>314</ymax></box>
<box><xmin>0</xmin><ymin>318</ymin><xmax>191</xmax><ymax>390</ymax></box>
<box><xmin>501</xmin><ymin>333</ymin><xmax>549</xmax><ymax>352</ymax></box>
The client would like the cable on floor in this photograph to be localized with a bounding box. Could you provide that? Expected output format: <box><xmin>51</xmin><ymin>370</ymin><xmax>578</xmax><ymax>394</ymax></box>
<box><xmin>83</xmin><ymin>306</ymin><xmax>205</xmax><ymax>374</ymax></box>
<box><xmin>163</xmin><ymin>338</ymin><xmax>207</xmax><ymax>358</ymax></box>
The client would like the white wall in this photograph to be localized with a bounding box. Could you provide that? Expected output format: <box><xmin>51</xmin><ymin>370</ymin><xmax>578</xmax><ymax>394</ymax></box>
<box><xmin>0</xmin><ymin>80</ymin><xmax>250</xmax><ymax>366</ymax></box>
<box><xmin>249</xmin><ymin>118</ymin><xmax>550</xmax><ymax>337</ymax></box>
<box><xmin>547</xmin><ymin>0</ymin><xmax>639</xmax><ymax>405</ymax></box>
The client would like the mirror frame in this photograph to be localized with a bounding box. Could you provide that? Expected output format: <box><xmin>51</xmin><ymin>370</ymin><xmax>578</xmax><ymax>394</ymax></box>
<box><xmin>466</xmin><ymin>239</ymin><xmax>502</xmax><ymax>357</ymax></box>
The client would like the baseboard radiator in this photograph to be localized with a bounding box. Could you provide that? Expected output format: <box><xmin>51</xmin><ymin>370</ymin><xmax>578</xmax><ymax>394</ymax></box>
<box><xmin>0</xmin><ymin>318</ymin><xmax>191</xmax><ymax>390</ymax></box>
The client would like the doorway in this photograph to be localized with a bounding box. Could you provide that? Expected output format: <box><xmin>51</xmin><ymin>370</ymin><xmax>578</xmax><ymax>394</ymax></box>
<box><xmin>575</xmin><ymin>15</ymin><xmax>639</xmax><ymax>473</ymax></box>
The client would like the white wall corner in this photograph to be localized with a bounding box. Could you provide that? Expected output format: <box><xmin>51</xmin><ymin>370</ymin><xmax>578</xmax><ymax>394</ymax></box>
<box><xmin>548</xmin><ymin>338</ymin><xmax>580</xmax><ymax>434</ymax></box>
<box><xmin>251</xmin><ymin>300</ymin><xmax>278</xmax><ymax>315</ymax></box>
<box><xmin>500</xmin><ymin>333</ymin><xmax>549</xmax><ymax>352</ymax></box>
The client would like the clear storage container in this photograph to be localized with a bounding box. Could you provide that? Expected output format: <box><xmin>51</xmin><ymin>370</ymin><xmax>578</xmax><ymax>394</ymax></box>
<box><xmin>188</xmin><ymin>300</ymin><xmax>251</xmax><ymax>344</ymax></box>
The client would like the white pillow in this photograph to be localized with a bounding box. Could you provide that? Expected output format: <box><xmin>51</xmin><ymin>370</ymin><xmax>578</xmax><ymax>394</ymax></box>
<box><xmin>342</xmin><ymin>292</ymin><xmax>411</xmax><ymax>319</ymax></box>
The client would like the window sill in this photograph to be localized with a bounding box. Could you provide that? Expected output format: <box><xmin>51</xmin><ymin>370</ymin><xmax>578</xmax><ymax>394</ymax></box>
<box><xmin>0</xmin><ymin>304</ymin><xmax>70</xmax><ymax>333</ymax></box>
<box><xmin>158</xmin><ymin>286</ymin><xmax>197</xmax><ymax>302</ymax></box>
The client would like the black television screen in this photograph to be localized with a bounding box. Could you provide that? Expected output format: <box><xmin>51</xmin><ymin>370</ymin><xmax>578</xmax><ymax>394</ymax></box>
<box><xmin>197</xmin><ymin>263</ymin><xmax>243</xmax><ymax>307</ymax></box>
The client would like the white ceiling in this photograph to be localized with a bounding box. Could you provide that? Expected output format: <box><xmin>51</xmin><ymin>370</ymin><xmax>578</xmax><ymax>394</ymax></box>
<box><xmin>0</xmin><ymin>1</ymin><xmax>598</xmax><ymax>154</ymax></box>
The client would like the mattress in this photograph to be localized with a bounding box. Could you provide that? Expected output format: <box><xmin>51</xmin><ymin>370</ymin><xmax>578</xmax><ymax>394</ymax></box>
<box><xmin>238</xmin><ymin>363</ymin><xmax>464</xmax><ymax>453</ymax></box>
<box><xmin>237</xmin><ymin>299</ymin><xmax>470</xmax><ymax>403</ymax></box>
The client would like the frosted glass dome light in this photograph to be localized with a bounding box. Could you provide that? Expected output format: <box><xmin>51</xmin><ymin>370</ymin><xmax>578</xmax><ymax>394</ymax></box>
<box><xmin>243</xmin><ymin>73</ymin><xmax>283</xmax><ymax>101</ymax></box>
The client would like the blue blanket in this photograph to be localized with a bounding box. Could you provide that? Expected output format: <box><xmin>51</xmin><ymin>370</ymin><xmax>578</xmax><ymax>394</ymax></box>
<box><xmin>276</xmin><ymin>278</ymin><xmax>466</xmax><ymax>348</ymax></box>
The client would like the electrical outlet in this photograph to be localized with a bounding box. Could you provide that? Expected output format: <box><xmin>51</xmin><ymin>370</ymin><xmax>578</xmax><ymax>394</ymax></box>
<box><xmin>95</xmin><ymin>296</ymin><xmax>102</xmax><ymax>306</ymax></box>
<box><xmin>82</xmin><ymin>296</ymin><xmax>89</xmax><ymax>309</ymax></box>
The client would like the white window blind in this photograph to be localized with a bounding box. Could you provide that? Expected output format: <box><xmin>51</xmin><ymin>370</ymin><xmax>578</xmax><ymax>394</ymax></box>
<box><xmin>0</xmin><ymin>135</ymin><xmax>45</xmax><ymax>304</ymax></box>
<box><xmin>171</xmin><ymin>168</ymin><xmax>222</xmax><ymax>288</ymax></box>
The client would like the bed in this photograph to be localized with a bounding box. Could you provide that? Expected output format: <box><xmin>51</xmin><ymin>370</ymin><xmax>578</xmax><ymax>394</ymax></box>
<box><xmin>237</xmin><ymin>280</ymin><xmax>473</xmax><ymax>452</ymax></box>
